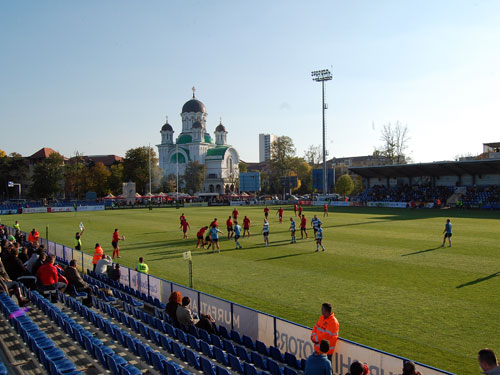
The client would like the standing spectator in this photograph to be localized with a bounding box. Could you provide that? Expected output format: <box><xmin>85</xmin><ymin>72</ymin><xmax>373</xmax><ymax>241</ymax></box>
<box><xmin>108</xmin><ymin>263</ymin><xmax>121</xmax><ymax>282</ymax></box>
<box><xmin>478</xmin><ymin>349</ymin><xmax>500</xmax><ymax>375</ymax></box>
<box><xmin>36</xmin><ymin>254</ymin><xmax>67</xmax><ymax>292</ymax></box>
<box><xmin>176</xmin><ymin>296</ymin><xmax>199</xmax><ymax>331</ymax></box>
<box><xmin>92</xmin><ymin>243</ymin><xmax>104</xmax><ymax>271</ymax></box>
<box><xmin>28</xmin><ymin>228</ymin><xmax>40</xmax><ymax>247</ymax></box>
<box><xmin>136</xmin><ymin>257</ymin><xmax>149</xmax><ymax>274</ymax></box>
<box><xmin>65</xmin><ymin>259</ymin><xmax>93</xmax><ymax>307</ymax></box>
<box><xmin>95</xmin><ymin>255</ymin><xmax>113</xmax><ymax>274</ymax></box>
<box><xmin>311</xmin><ymin>302</ymin><xmax>339</xmax><ymax>361</ymax></box>
<box><xmin>304</xmin><ymin>340</ymin><xmax>331</xmax><ymax>375</ymax></box>
<box><xmin>0</xmin><ymin>257</ymin><xmax>30</xmax><ymax>306</ymax></box>
<box><xmin>346</xmin><ymin>361</ymin><xmax>370</xmax><ymax>375</ymax></box>
<box><xmin>14</xmin><ymin>221</ymin><xmax>21</xmax><ymax>232</ymax></box>
<box><xmin>165</xmin><ymin>291</ymin><xmax>182</xmax><ymax>324</ymax></box>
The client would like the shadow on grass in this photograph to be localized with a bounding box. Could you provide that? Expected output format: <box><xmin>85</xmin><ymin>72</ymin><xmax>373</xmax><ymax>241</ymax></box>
<box><xmin>401</xmin><ymin>246</ymin><xmax>442</xmax><ymax>256</ymax></box>
<box><xmin>256</xmin><ymin>252</ymin><xmax>312</xmax><ymax>261</ymax></box>
<box><xmin>456</xmin><ymin>272</ymin><xmax>500</xmax><ymax>288</ymax></box>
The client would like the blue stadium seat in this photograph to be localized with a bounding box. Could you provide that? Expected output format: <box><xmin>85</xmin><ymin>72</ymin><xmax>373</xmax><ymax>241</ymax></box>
<box><xmin>200</xmin><ymin>357</ymin><xmax>216</xmax><ymax>375</ymax></box>
<box><xmin>121</xmin><ymin>364</ymin><xmax>142</xmax><ymax>375</ymax></box>
<box><xmin>200</xmin><ymin>340</ymin><xmax>214</xmax><ymax>358</ymax></box>
<box><xmin>176</xmin><ymin>328</ymin><xmax>189</xmax><ymax>345</ymax></box>
<box><xmin>284</xmin><ymin>352</ymin><xmax>301</xmax><ymax>370</ymax></box>
<box><xmin>211</xmin><ymin>334</ymin><xmax>223</xmax><ymax>349</ymax></box>
<box><xmin>242</xmin><ymin>335</ymin><xmax>256</xmax><ymax>351</ymax></box>
<box><xmin>230</xmin><ymin>329</ymin><xmax>243</xmax><ymax>345</ymax></box>
<box><xmin>270</xmin><ymin>346</ymin><xmax>285</xmax><ymax>363</ymax></box>
<box><xmin>284</xmin><ymin>366</ymin><xmax>297</xmax><ymax>375</ymax></box>
<box><xmin>256</xmin><ymin>340</ymin><xmax>270</xmax><ymax>357</ymax></box>
<box><xmin>251</xmin><ymin>351</ymin><xmax>267</xmax><ymax>370</ymax></box>
<box><xmin>218</xmin><ymin>325</ymin><xmax>230</xmax><ymax>340</ymax></box>
<box><xmin>160</xmin><ymin>334</ymin><xmax>172</xmax><ymax>352</ymax></box>
<box><xmin>228</xmin><ymin>353</ymin><xmax>244</xmax><ymax>374</ymax></box>
<box><xmin>223</xmin><ymin>339</ymin><xmax>237</xmax><ymax>356</ymax></box>
<box><xmin>244</xmin><ymin>362</ymin><xmax>260</xmax><ymax>375</ymax></box>
<box><xmin>188</xmin><ymin>334</ymin><xmax>201</xmax><ymax>352</ymax></box>
<box><xmin>213</xmin><ymin>346</ymin><xmax>228</xmax><ymax>366</ymax></box>
<box><xmin>199</xmin><ymin>328</ymin><xmax>211</xmax><ymax>344</ymax></box>
<box><xmin>267</xmin><ymin>359</ymin><xmax>283</xmax><ymax>375</ymax></box>
<box><xmin>189</xmin><ymin>324</ymin><xmax>200</xmax><ymax>338</ymax></box>
<box><xmin>166</xmin><ymin>360</ymin><xmax>183</xmax><ymax>375</ymax></box>
<box><xmin>185</xmin><ymin>348</ymin><xmax>201</xmax><ymax>370</ymax></box>
<box><xmin>216</xmin><ymin>366</ymin><xmax>231</xmax><ymax>375</ymax></box>
<box><xmin>172</xmin><ymin>341</ymin><xmax>186</xmax><ymax>362</ymax></box>
<box><xmin>138</xmin><ymin>342</ymin><xmax>153</xmax><ymax>365</ymax></box>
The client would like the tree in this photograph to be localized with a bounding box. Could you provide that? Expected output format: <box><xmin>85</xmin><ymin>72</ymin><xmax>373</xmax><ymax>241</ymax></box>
<box><xmin>123</xmin><ymin>146</ymin><xmax>160</xmax><ymax>195</ymax></box>
<box><xmin>0</xmin><ymin>152</ymin><xmax>28</xmax><ymax>199</ymax></box>
<box><xmin>238</xmin><ymin>161</ymin><xmax>248</xmax><ymax>173</ymax></box>
<box><xmin>183</xmin><ymin>161</ymin><xmax>205</xmax><ymax>194</ymax></box>
<box><xmin>376</xmin><ymin>122</ymin><xmax>410</xmax><ymax>164</ymax></box>
<box><xmin>291</xmin><ymin>158</ymin><xmax>312</xmax><ymax>194</ymax></box>
<box><xmin>161</xmin><ymin>173</ymin><xmax>177</xmax><ymax>193</ymax></box>
<box><xmin>304</xmin><ymin>145</ymin><xmax>329</xmax><ymax>167</ymax></box>
<box><xmin>64</xmin><ymin>152</ymin><xmax>86</xmax><ymax>199</ymax></box>
<box><xmin>335</xmin><ymin>174</ymin><xmax>354</xmax><ymax>197</ymax></box>
<box><xmin>88</xmin><ymin>162</ymin><xmax>111</xmax><ymax>197</ymax></box>
<box><xmin>31</xmin><ymin>152</ymin><xmax>65</xmax><ymax>198</ymax></box>
<box><xmin>266</xmin><ymin>136</ymin><xmax>296</xmax><ymax>193</ymax></box>
<box><xmin>108</xmin><ymin>163</ymin><xmax>124</xmax><ymax>195</ymax></box>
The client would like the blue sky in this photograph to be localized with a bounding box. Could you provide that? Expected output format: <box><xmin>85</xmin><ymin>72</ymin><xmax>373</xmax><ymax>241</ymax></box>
<box><xmin>1</xmin><ymin>1</ymin><xmax>500</xmax><ymax>162</ymax></box>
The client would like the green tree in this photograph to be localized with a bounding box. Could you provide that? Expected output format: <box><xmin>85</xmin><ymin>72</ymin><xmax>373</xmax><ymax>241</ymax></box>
<box><xmin>64</xmin><ymin>152</ymin><xmax>86</xmax><ymax>199</ymax></box>
<box><xmin>161</xmin><ymin>173</ymin><xmax>177</xmax><ymax>193</ymax></box>
<box><xmin>238</xmin><ymin>161</ymin><xmax>248</xmax><ymax>173</ymax></box>
<box><xmin>88</xmin><ymin>162</ymin><xmax>111</xmax><ymax>197</ymax></box>
<box><xmin>123</xmin><ymin>146</ymin><xmax>160</xmax><ymax>194</ymax></box>
<box><xmin>108</xmin><ymin>163</ymin><xmax>124</xmax><ymax>195</ymax></box>
<box><xmin>376</xmin><ymin>121</ymin><xmax>410</xmax><ymax>164</ymax></box>
<box><xmin>304</xmin><ymin>144</ymin><xmax>329</xmax><ymax>167</ymax></box>
<box><xmin>183</xmin><ymin>161</ymin><xmax>206</xmax><ymax>194</ymax></box>
<box><xmin>265</xmin><ymin>136</ymin><xmax>296</xmax><ymax>193</ymax></box>
<box><xmin>335</xmin><ymin>174</ymin><xmax>354</xmax><ymax>197</ymax></box>
<box><xmin>292</xmin><ymin>158</ymin><xmax>313</xmax><ymax>194</ymax></box>
<box><xmin>31</xmin><ymin>152</ymin><xmax>65</xmax><ymax>198</ymax></box>
<box><xmin>0</xmin><ymin>152</ymin><xmax>28</xmax><ymax>199</ymax></box>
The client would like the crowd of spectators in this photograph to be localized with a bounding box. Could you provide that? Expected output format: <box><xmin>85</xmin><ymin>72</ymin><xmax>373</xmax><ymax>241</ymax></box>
<box><xmin>462</xmin><ymin>185</ymin><xmax>500</xmax><ymax>207</ymax></box>
<box><xmin>355</xmin><ymin>185</ymin><xmax>454</xmax><ymax>204</ymax></box>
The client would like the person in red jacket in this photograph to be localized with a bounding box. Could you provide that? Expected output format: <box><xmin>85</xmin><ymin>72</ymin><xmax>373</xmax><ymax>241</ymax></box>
<box><xmin>28</xmin><ymin>228</ymin><xmax>40</xmax><ymax>247</ymax></box>
<box><xmin>242</xmin><ymin>216</ymin><xmax>251</xmax><ymax>238</ymax></box>
<box><xmin>300</xmin><ymin>214</ymin><xmax>309</xmax><ymax>239</ymax></box>
<box><xmin>36</xmin><ymin>254</ymin><xmax>67</xmax><ymax>292</ymax></box>
<box><xmin>264</xmin><ymin>206</ymin><xmax>270</xmax><ymax>219</ymax></box>
<box><xmin>323</xmin><ymin>203</ymin><xmax>328</xmax><ymax>217</ymax></box>
<box><xmin>311</xmin><ymin>302</ymin><xmax>339</xmax><ymax>361</ymax></box>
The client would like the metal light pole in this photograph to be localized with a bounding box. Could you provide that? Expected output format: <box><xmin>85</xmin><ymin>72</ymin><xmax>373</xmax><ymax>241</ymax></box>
<box><xmin>148</xmin><ymin>144</ymin><xmax>152</xmax><ymax>210</ymax></box>
<box><xmin>176</xmin><ymin>143</ymin><xmax>179</xmax><ymax>209</ymax></box>
<box><xmin>311</xmin><ymin>69</ymin><xmax>332</xmax><ymax>195</ymax></box>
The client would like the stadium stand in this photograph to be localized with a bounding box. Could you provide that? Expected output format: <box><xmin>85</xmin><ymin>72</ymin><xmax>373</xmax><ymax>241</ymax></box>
<box><xmin>354</xmin><ymin>185</ymin><xmax>454</xmax><ymax>204</ymax></box>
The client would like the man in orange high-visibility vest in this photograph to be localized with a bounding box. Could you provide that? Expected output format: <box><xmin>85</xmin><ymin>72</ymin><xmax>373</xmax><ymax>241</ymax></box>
<box><xmin>92</xmin><ymin>243</ymin><xmax>104</xmax><ymax>272</ymax></box>
<box><xmin>311</xmin><ymin>303</ymin><xmax>339</xmax><ymax>361</ymax></box>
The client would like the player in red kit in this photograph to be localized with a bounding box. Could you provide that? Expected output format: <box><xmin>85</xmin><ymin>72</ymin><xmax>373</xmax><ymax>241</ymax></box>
<box><xmin>323</xmin><ymin>203</ymin><xmax>328</xmax><ymax>217</ymax></box>
<box><xmin>264</xmin><ymin>206</ymin><xmax>270</xmax><ymax>219</ymax></box>
<box><xmin>226</xmin><ymin>216</ymin><xmax>234</xmax><ymax>239</ymax></box>
<box><xmin>276</xmin><ymin>207</ymin><xmax>284</xmax><ymax>223</ymax></box>
<box><xmin>196</xmin><ymin>226</ymin><xmax>208</xmax><ymax>248</ymax></box>
<box><xmin>232</xmin><ymin>208</ymin><xmax>239</xmax><ymax>220</ymax></box>
<box><xmin>300</xmin><ymin>214</ymin><xmax>309</xmax><ymax>239</ymax></box>
<box><xmin>294</xmin><ymin>203</ymin><xmax>298</xmax><ymax>216</ymax></box>
<box><xmin>180</xmin><ymin>220</ymin><xmax>190</xmax><ymax>239</ymax></box>
<box><xmin>243</xmin><ymin>216</ymin><xmax>251</xmax><ymax>238</ymax></box>
<box><xmin>298</xmin><ymin>205</ymin><xmax>303</xmax><ymax>217</ymax></box>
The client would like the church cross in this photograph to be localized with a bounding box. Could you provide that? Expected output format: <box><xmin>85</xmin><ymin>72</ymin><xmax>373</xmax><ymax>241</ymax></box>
<box><xmin>192</xmin><ymin>86</ymin><xmax>196</xmax><ymax>98</ymax></box>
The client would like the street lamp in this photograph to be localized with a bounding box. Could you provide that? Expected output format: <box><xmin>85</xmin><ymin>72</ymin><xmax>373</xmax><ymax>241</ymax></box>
<box><xmin>311</xmin><ymin>69</ymin><xmax>333</xmax><ymax>195</ymax></box>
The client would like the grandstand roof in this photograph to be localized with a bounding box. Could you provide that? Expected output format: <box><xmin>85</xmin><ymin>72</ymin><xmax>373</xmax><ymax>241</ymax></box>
<box><xmin>349</xmin><ymin>159</ymin><xmax>500</xmax><ymax>178</ymax></box>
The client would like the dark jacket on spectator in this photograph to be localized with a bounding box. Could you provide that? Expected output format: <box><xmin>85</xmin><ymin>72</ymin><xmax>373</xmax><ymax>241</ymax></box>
<box><xmin>4</xmin><ymin>255</ymin><xmax>30</xmax><ymax>281</ymax></box>
<box><xmin>108</xmin><ymin>268</ymin><xmax>121</xmax><ymax>282</ymax></box>
<box><xmin>196</xmin><ymin>316</ymin><xmax>217</xmax><ymax>335</ymax></box>
<box><xmin>165</xmin><ymin>302</ymin><xmax>180</xmax><ymax>323</ymax></box>
<box><xmin>31</xmin><ymin>258</ymin><xmax>44</xmax><ymax>277</ymax></box>
<box><xmin>64</xmin><ymin>266</ymin><xmax>87</xmax><ymax>289</ymax></box>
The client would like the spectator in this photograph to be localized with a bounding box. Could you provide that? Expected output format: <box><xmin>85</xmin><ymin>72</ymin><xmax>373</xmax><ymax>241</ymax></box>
<box><xmin>176</xmin><ymin>296</ymin><xmax>199</xmax><ymax>331</ymax></box>
<box><xmin>36</xmin><ymin>254</ymin><xmax>66</xmax><ymax>292</ymax></box>
<box><xmin>95</xmin><ymin>254</ymin><xmax>113</xmax><ymax>275</ymax></box>
<box><xmin>28</xmin><ymin>228</ymin><xmax>40</xmax><ymax>247</ymax></box>
<box><xmin>0</xmin><ymin>257</ymin><xmax>30</xmax><ymax>306</ymax></box>
<box><xmin>311</xmin><ymin>302</ymin><xmax>339</xmax><ymax>361</ymax></box>
<box><xmin>65</xmin><ymin>259</ymin><xmax>93</xmax><ymax>307</ymax></box>
<box><xmin>108</xmin><ymin>263</ymin><xmax>121</xmax><ymax>282</ymax></box>
<box><xmin>400</xmin><ymin>361</ymin><xmax>421</xmax><ymax>375</ymax></box>
<box><xmin>305</xmin><ymin>339</ymin><xmax>331</xmax><ymax>375</ymax></box>
<box><xmin>31</xmin><ymin>251</ymin><xmax>46</xmax><ymax>277</ymax></box>
<box><xmin>4</xmin><ymin>247</ymin><xmax>31</xmax><ymax>281</ymax></box>
<box><xmin>165</xmin><ymin>291</ymin><xmax>182</xmax><ymax>323</ymax></box>
<box><xmin>195</xmin><ymin>314</ymin><xmax>217</xmax><ymax>334</ymax></box>
<box><xmin>92</xmin><ymin>243</ymin><xmax>104</xmax><ymax>271</ymax></box>
<box><xmin>136</xmin><ymin>257</ymin><xmax>149</xmax><ymax>274</ymax></box>
<box><xmin>478</xmin><ymin>348</ymin><xmax>500</xmax><ymax>375</ymax></box>
<box><xmin>24</xmin><ymin>252</ymin><xmax>39</xmax><ymax>273</ymax></box>
<box><xmin>346</xmin><ymin>361</ymin><xmax>370</xmax><ymax>375</ymax></box>
<box><xmin>18</xmin><ymin>247</ymin><xmax>29</xmax><ymax>263</ymax></box>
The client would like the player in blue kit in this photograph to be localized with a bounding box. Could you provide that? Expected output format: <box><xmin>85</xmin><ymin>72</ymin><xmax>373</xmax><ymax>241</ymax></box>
<box><xmin>315</xmin><ymin>223</ymin><xmax>325</xmax><ymax>252</ymax></box>
<box><xmin>289</xmin><ymin>217</ymin><xmax>297</xmax><ymax>244</ymax></box>
<box><xmin>234</xmin><ymin>221</ymin><xmax>242</xmax><ymax>249</ymax></box>
<box><xmin>441</xmin><ymin>218</ymin><xmax>452</xmax><ymax>247</ymax></box>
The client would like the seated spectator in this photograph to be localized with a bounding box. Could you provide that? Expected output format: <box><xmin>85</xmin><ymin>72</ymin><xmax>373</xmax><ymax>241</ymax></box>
<box><xmin>36</xmin><ymin>254</ymin><xmax>66</xmax><ymax>292</ymax></box>
<box><xmin>95</xmin><ymin>254</ymin><xmax>113</xmax><ymax>274</ymax></box>
<box><xmin>24</xmin><ymin>252</ymin><xmax>39</xmax><ymax>273</ymax></box>
<box><xmin>176</xmin><ymin>296</ymin><xmax>199</xmax><ymax>331</ymax></box>
<box><xmin>195</xmin><ymin>314</ymin><xmax>217</xmax><ymax>335</ymax></box>
<box><xmin>4</xmin><ymin>247</ymin><xmax>31</xmax><ymax>281</ymax></box>
<box><xmin>0</xmin><ymin>257</ymin><xmax>29</xmax><ymax>306</ymax></box>
<box><xmin>346</xmin><ymin>361</ymin><xmax>370</xmax><ymax>375</ymax></box>
<box><xmin>400</xmin><ymin>361</ymin><xmax>422</xmax><ymax>375</ymax></box>
<box><xmin>18</xmin><ymin>246</ymin><xmax>29</xmax><ymax>263</ymax></box>
<box><xmin>305</xmin><ymin>339</ymin><xmax>331</xmax><ymax>375</ymax></box>
<box><xmin>65</xmin><ymin>259</ymin><xmax>93</xmax><ymax>307</ymax></box>
<box><xmin>165</xmin><ymin>291</ymin><xmax>182</xmax><ymax>324</ymax></box>
<box><xmin>31</xmin><ymin>251</ymin><xmax>46</xmax><ymax>276</ymax></box>
<box><xmin>108</xmin><ymin>263</ymin><xmax>121</xmax><ymax>281</ymax></box>
<box><xmin>478</xmin><ymin>348</ymin><xmax>500</xmax><ymax>375</ymax></box>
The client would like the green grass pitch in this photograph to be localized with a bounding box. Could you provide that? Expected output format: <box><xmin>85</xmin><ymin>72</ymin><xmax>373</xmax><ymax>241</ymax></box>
<box><xmin>3</xmin><ymin>206</ymin><xmax>499</xmax><ymax>374</ymax></box>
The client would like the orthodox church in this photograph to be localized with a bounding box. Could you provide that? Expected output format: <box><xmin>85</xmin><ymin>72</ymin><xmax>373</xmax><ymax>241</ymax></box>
<box><xmin>157</xmin><ymin>88</ymin><xmax>240</xmax><ymax>195</ymax></box>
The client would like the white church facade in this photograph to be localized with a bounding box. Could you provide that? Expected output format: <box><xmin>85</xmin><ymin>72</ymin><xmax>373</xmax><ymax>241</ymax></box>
<box><xmin>157</xmin><ymin>89</ymin><xmax>240</xmax><ymax>195</ymax></box>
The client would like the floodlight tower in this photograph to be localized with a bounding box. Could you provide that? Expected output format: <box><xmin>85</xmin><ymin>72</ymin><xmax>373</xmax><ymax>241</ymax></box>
<box><xmin>311</xmin><ymin>69</ymin><xmax>332</xmax><ymax>195</ymax></box>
